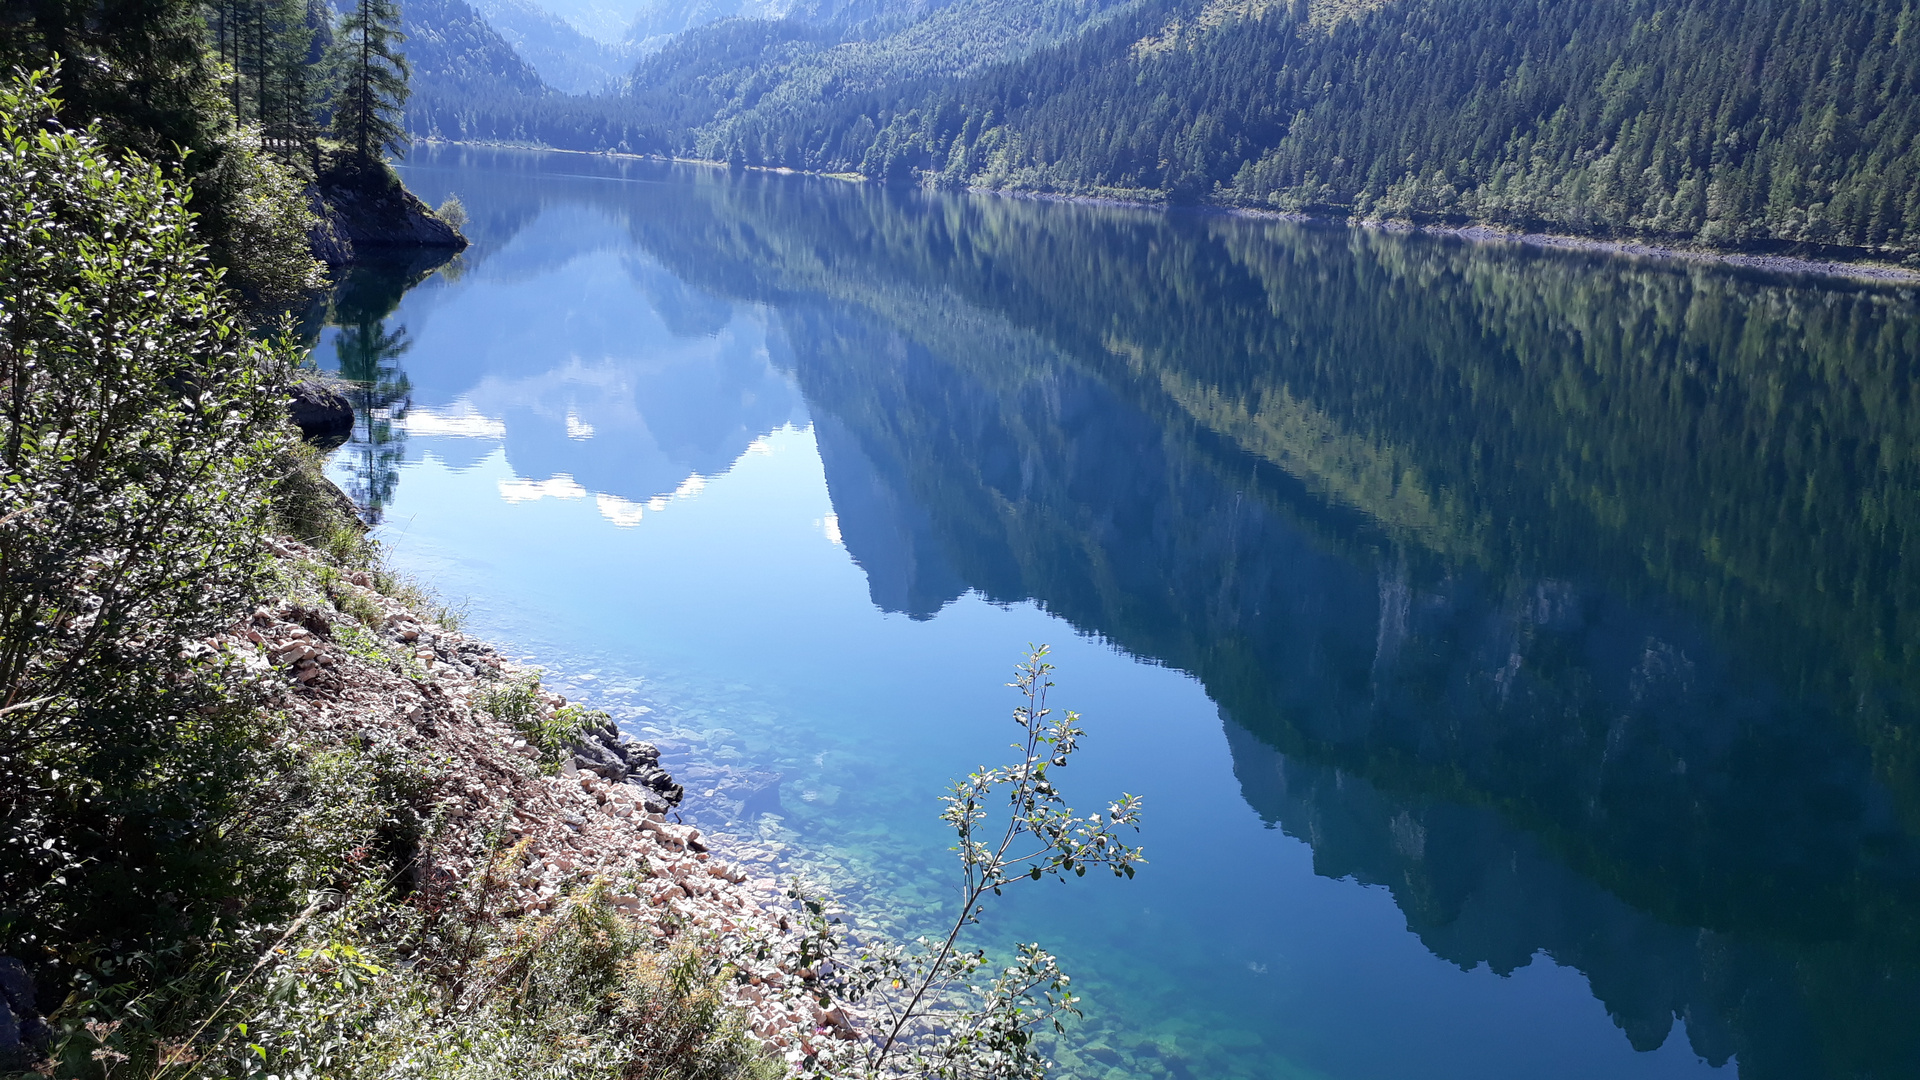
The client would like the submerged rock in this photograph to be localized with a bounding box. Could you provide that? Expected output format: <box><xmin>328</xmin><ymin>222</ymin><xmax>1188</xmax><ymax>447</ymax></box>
<box><xmin>289</xmin><ymin>374</ymin><xmax>354</xmax><ymax>447</ymax></box>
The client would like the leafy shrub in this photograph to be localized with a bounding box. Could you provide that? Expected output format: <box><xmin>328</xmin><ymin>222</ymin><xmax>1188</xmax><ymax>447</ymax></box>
<box><xmin>0</xmin><ymin>66</ymin><xmax>301</xmax><ymax>1009</ymax></box>
<box><xmin>195</xmin><ymin>125</ymin><xmax>329</xmax><ymax>311</ymax></box>
<box><xmin>436</xmin><ymin>192</ymin><xmax>469</xmax><ymax>230</ymax></box>
<box><xmin>475</xmin><ymin>673</ymin><xmax>592</xmax><ymax>770</ymax></box>
<box><xmin>798</xmin><ymin>647</ymin><xmax>1145</xmax><ymax>1080</ymax></box>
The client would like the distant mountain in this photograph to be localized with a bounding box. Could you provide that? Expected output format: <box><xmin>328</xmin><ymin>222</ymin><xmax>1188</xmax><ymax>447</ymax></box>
<box><xmin>623</xmin><ymin>0</ymin><xmax>1136</xmax><ymax>158</ymax></box>
<box><xmin>472</xmin><ymin>0</ymin><xmax>638</xmax><ymax>92</ymax></box>
<box><xmin>401</xmin><ymin>0</ymin><xmax>548</xmax><ymax>96</ymax></box>
<box><xmin>622</xmin><ymin>0</ymin><xmax>821</xmax><ymax>51</ymax></box>
<box><xmin>519</xmin><ymin>0</ymin><xmax>650</xmax><ymax>42</ymax></box>
<box><xmin>402</xmin><ymin>0</ymin><xmax>665</xmax><ymax>149</ymax></box>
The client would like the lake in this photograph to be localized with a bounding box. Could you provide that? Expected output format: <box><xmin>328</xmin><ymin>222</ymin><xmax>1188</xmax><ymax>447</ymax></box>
<box><xmin>315</xmin><ymin>145</ymin><xmax>1920</xmax><ymax>1080</ymax></box>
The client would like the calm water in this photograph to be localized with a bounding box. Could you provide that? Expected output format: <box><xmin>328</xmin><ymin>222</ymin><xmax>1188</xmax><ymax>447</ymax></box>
<box><xmin>316</xmin><ymin>146</ymin><xmax>1920</xmax><ymax>1080</ymax></box>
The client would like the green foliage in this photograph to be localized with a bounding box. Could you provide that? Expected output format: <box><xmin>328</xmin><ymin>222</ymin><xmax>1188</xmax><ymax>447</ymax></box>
<box><xmin>796</xmin><ymin>647</ymin><xmax>1145</xmax><ymax>1079</ymax></box>
<box><xmin>0</xmin><ymin>67</ymin><xmax>300</xmax><ymax>981</ymax></box>
<box><xmin>3</xmin><ymin>0</ymin><xmax>330</xmax><ymax>304</ymax></box>
<box><xmin>330</xmin><ymin>0</ymin><xmax>412</xmax><ymax>170</ymax></box>
<box><xmin>270</xmin><ymin>439</ymin><xmax>375</xmax><ymax>566</ymax></box>
<box><xmin>44</xmin><ymin>736</ymin><xmax>777</xmax><ymax>1080</ymax></box>
<box><xmin>436</xmin><ymin>191</ymin><xmax>469</xmax><ymax>228</ymax></box>
<box><xmin>0</xmin><ymin>64</ymin><xmax>777</xmax><ymax>1080</ymax></box>
<box><xmin>207</xmin><ymin>0</ymin><xmax>332</xmax><ymax>165</ymax></box>
<box><xmin>197</xmin><ymin>125</ymin><xmax>330</xmax><ymax>307</ymax></box>
<box><xmin>315</xmin><ymin>565</ymin><xmax>388</xmax><ymax>629</ymax></box>
<box><xmin>475</xmin><ymin>673</ymin><xmax>592</xmax><ymax>769</ymax></box>
<box><xmin>188</xmin><ymin>883</ymin><xmax>779</xmax><ymax>1080</ymax></box>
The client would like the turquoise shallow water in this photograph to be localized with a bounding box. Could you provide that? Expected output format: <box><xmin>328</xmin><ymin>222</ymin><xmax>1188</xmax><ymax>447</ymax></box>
<box><xmin>318</xmin><ymin>146</ymin><xmax>1920</xmax><ymax>1080</ymax></box>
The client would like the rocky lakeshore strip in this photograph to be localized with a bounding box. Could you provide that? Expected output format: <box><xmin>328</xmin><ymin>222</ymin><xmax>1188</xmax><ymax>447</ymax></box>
<box><xmin>1361</xmin><ymin>219</ymin><xmax>1920</xmax><ymax>283</ymax></box>
<box><xmin>413</xmin><ymin>142</ymin><xmax>1920</xmax><ymax>285</ymax></box>
<box><xmin>242</xmin><ymin>536</ymin><xmax>862</xmax><ymax>1070</ymax></box>
<box><xmin>989</xmin><ymin>186</ymin><xmax>1920</xmax><ymax>284</ymax></box>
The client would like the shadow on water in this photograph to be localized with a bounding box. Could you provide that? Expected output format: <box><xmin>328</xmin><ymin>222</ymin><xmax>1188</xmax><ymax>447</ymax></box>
<box><xmin>371</xmin><ymin>147</ymin><xmax>1920</xmax><ymax>1078</ymax></box>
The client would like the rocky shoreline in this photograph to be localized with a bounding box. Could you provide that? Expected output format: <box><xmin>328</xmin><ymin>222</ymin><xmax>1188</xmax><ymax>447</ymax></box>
<box><xmin>983</xmin><ymin>186</ymin><xmax>1920</xmax><ymax>284</ymax></box>
<box><xmin>249</xmin><ymin>536</ymin><xmax>861</xmax><ymax>1069</ymax></box>
<box><xmin>504</xmin><ymin>145</ymin><xmax>1920</xmax><ymax>286</ymax></box>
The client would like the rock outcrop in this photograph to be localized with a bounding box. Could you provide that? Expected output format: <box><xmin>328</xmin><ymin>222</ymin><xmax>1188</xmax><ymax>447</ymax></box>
<box><xmin>307</xmin><ymin>167</ymin><xmax>467</xmax><ymax>270</ymax></box>
<box><xmin>288</xmin><ymin>374</ymin><xmax>355</xmax><ymax>447</ymax></box>
<box><xmin>567</xmin><ymin>718</ymin><xmax>686</xmax><ymax>812</ymax></box>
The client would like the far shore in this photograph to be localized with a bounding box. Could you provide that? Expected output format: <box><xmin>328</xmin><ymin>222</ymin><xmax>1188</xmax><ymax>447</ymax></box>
<box><xmin>407</xmin><ymin>138</ymin><xmax>1920</xmax><ymax>286</ymax></box>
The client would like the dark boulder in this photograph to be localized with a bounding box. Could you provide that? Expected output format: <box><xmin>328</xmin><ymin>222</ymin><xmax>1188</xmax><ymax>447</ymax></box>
<box><xmin>308</xmin><ymin>165</ymin><xmax>467</xmax><ymax>271</ymax></box>
<box><xmin>289</xmin><ymin>375</ymin><xmax>354</xmax><ymax>447</ymax></box>
<box><xmin>568</xmin><ymin>723</ymin><xmax>685</xmax><ymax>813</ymax></box>
<box><xmin>0</xmin><ymin>957</ymin><xmax>48</xmax><ymax>1069</ymax></box>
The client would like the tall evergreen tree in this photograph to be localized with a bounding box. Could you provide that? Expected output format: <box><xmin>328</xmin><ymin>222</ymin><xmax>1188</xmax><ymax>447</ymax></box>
<box><xmin>260</xmin><ymin>0</ymin><xmax>326</xmax><ymax>167</ymax></box>
<box><xmin>331</xmin><ymin>0</ymin><xmax>410</xmax><ymax>170</ymax></box>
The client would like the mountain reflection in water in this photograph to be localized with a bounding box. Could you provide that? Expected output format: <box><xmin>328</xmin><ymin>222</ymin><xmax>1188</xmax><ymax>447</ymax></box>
<box><xmin>320</xmin><ymin>146</ymin><xmax>1920</xmax><ymax>1080</ymax></box>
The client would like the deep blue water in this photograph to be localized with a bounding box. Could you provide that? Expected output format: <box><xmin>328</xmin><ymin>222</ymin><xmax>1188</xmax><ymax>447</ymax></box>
<box><xmin>317</xmin><ymin>146</ymin><xmax>1920</xmax><ymax>1080</ymax></box>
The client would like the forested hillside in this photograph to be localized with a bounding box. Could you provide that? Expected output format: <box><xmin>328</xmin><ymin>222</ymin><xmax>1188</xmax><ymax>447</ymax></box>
<box><xmin>404</xmin><ymin>0</ymin><xmax>550</xmax><ymax>94</ymax></box>
<box><xmin>407</xmin><ymin>0</ymin><xmax>1137</xmax><ymax>155</ymax></box>
<box><xmin>599</xmin><ymin>0</ymin><xmax>1920</xmax><ymax>260</ymax></box>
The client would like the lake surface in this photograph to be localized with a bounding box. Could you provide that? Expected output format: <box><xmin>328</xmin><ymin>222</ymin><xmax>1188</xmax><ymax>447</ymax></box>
<box><xmin>316</xmin><ymin>146</ymin><xmax>1920</xmax><ymax>1080</ymax></box>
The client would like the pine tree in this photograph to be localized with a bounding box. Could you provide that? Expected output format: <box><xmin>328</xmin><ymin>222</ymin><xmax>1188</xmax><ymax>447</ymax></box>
<box><xmin>260</xmin><ymin>0</ymin><xmax>325</xmax><ymax>167</ymax></box>
<box><xmin>330</xmin><ymin>0</ymin><xmax>410</xmax><ymax>171</ymax></box>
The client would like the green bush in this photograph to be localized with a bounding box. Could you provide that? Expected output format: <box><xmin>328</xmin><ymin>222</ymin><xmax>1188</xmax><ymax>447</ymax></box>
<box><xmin>475</xmin><ymin>673</ymin><xmax>596</xmax><ymax>770</ymax></box>
<box><xmin>436</xmin><ymin>192</ymin><xmax>469</xmax><ymax>230</ymax></box>
<box><xmin>0</xmin><ymin>65</ymin><xmax>301</xmax><ymax>1009</ymax></box>
<box><xmin>194</xmin><ymin>125</ymin><xmax>329</xmax><ymax>311</ymax></box>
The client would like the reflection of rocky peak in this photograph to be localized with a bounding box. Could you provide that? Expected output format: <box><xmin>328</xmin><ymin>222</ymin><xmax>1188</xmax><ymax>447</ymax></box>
<box><xmin>762</xmin><ymin>282</ymin><xmax>1920</xmax><ymax>1077</ymax></box>
<box><xmin>632</xmin><ymin>259</ymin><xmax>736</xmax><ymax>339</ymax></box>
<box><xmin>813</xmin><ymin>412</ymin><xmax>965</xmax><ymax>618</ymax></box>
<box><xmin>1222</xmin><ymin>717</ymin><xmax>1920</xmax><ymax>1077</ymax></box>
<box><xmin>593</xmin><ymin>159</ymin><xmax>1920</xmax><ymax>1075</ymax></box>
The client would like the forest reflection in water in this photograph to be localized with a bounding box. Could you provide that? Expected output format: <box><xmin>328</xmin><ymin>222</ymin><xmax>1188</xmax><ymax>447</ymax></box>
<box><xmin>318</xmin><ymin>147</ymin><xmax>1920</xmax><ymax>1080</ymax></box>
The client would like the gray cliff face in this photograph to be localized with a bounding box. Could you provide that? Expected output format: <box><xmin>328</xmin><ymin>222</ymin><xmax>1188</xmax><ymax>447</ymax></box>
<box><xmin>307</xmin><ymin>173</ymin><xmax>468</xmax><ymax>269</ymax></box>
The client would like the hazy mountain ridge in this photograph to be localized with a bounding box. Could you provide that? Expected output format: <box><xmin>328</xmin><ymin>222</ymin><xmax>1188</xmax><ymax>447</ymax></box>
<box><xmin>624</xmin><ymin>0</ymin><xmax>820</xmax><ymax>51</ymax></box>
<box><xmin>622</xmin><ymin>0</ymin><xmax>1140</xmax><ymax>163</ymax></box>
<box><xmin>472</xmin><ymin>0</ymin><xmax>639</xmax><ymax>91</ymax></box>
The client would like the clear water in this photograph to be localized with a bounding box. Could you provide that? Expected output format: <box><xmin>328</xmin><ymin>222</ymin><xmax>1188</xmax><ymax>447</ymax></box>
<box><xmin>315</xmin><ymin>145</ymin><xmax>1920</xmax><ymax>1080</ymax></box>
